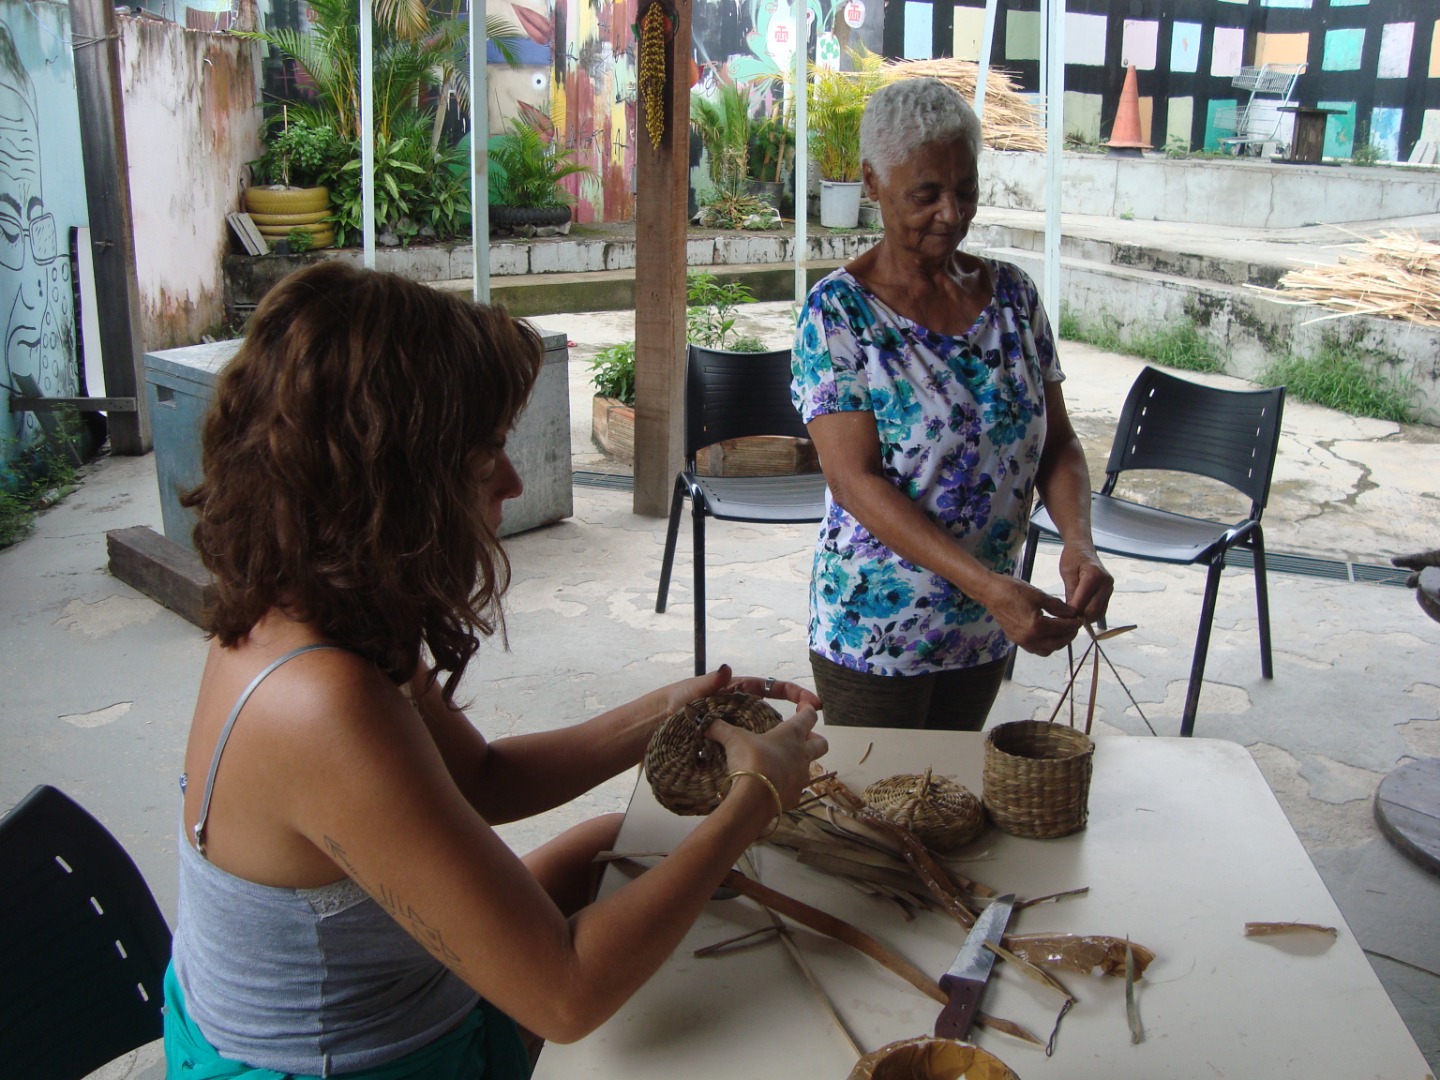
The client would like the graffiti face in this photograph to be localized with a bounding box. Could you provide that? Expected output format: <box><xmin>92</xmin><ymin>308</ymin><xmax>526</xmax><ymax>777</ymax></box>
<box><xmin>0</xmin><ymin>22</ymin><xmax>75</xmax><ymax>447</ymax></box>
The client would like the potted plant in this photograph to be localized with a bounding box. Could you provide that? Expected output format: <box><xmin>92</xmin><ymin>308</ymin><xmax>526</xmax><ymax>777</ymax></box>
<box><xmin>691</xmin><ymin>80</ymin><xmax>755</xmax><ymax>200</ymax></box>
<box><xmin>808</xmin><ymin>67</ymin><xmax>868</xmax><ymax>228</ymax></box>
<box><xmin>487</xmin><ymin>116</ymin><xmax>592</xmax><ymax>231</ymax></box>
<box><xmin>590</xmin><ymin>274</ymin><xmax>814</xmax><ymax>475</ymax></box>
<box><xmin>746</xmin><ymin>98</ymin><xmax>793</xmax><ymax>212</ymax></box>
<box><xmin>244</xmin><ymin>115</ymin><xmax>344</xmax><ymax>249</ymax></box>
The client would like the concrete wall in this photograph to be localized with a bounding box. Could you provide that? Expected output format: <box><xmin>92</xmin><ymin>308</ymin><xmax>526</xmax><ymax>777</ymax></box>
<box><xmin>118</xmin><ymin>15</ymin><xmax>262</xmax><ymax>351</ymax></box>
<box><xmin>980</xmin><ymin>149</ymin><xmax>1440</xmax><ymax>230</ymax></box>
<box><xmin>0</xmin><ymin>2</ymin><xmax>85</xmax><ymax>457</ymax></box>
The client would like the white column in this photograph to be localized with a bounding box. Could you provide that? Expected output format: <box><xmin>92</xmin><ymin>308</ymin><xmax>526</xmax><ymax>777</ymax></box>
<box><xmin>470</xmin><ymin>0</ymin><xmax>490</xmax><ymax>302</ymax></box>
<box><xmin>360</xmin><ymin>0</ymin><xmax>375</xmax><ymax>269</ymax></box>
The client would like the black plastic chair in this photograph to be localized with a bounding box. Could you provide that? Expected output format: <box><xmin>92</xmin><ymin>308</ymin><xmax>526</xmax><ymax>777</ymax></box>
<box><xmin>1013</xmin><ymin>365</ymin><xmax>1286</xmax><ymax>737</ymax></box>
<box><xmin>0</xmin><ymin>785</ymin><xmax>172</xmax><ymax>1080</ymax></box>
<box><xmin>656</xmin><ymin>345</ymin><xmax>828</xmax><ymax>675</ymax></box>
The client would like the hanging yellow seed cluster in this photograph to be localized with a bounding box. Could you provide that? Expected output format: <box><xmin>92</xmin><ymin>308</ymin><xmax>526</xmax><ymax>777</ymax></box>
<box><xmin>639</xmin><ymin>4</ymin><xmax>667</xmax><ymax>150</ymax></box>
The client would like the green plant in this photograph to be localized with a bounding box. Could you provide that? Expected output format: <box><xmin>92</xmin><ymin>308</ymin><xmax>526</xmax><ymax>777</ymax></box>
<box><xmin>488</xmin><ymin>116</ymin><xmax>592</xmax><ymax>209</ymax></box>
<box><xmin>589</xmin><ymin>341</ymin><xmax>636</xmax><ymax>406</ymax></box>
<box><xmin>695</xmin><ymin>189</ymin><xmax>778</xmax><ymax>230</ymax></box>
<box><xmin>1164</xmin><ymin>135</ymin><xmax>1190</xmax><ymax>159</ymax></box>
<box><xmin>1349</xmin><ymin>121</ymin><xmax>1383</xmax><ymax>166</ymax></box>
<box><xmin>691</xmin><ymin>80</ymin><xmax>756</xmax><ymax>197</ymax></box>
<box><xmin>686</xmin><ymin>272</ymin><xmax>757</xmax><ymax>349</ymax></box>
<box><xmin>0</xmin><ymin>410</ymin><xmax>82</xmax><ymax>548</ymax></box>
<box><xmin>589</xmin><ymin>274</ymin><xmax>761</xmax><ymax>405</ymax></box>
<box><xmin>329</xmin><ymin>130</ymin><xmax>427</xmax><ymax>245</ymax></box>
<box><xmin>1119</xmin><ymin>209</ymin><xmax>1136</xmax><ymax>221</ymax></box>
<box><xmin>1263</xmin><ymin>333</ymin><xmax>1416</xmax><ymax>421</ymax></box>
<box><xmin>748</xmin><ymin>98</ymin><xmax>794</xmax><ymax>184</ymax></box>
<box><xmin>253</xmin><ymin>116</ymin><xmax>345</xmax><ymax>188</ymax></box>
<box><xmin>286</xmin><ymin>227</ymin><xmax>316</xmax><ymax>253</ymax></box>
<box><xmin>808</xmin><ymin>67</ymin><xmax>868</xmax><ymax>182</ymax></box>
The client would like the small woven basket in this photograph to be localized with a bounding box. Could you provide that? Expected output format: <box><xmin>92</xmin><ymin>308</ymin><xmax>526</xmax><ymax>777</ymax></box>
<box><xmin>644</xmin><ymin>692</ymin><xmax>783</xmax><ymax>815</ymax></box>
<box><xmin>863</xmin><ymin>769</ymin><xmax>985</xmax><ymax>852</ymax></box>
<box><xmin>982</xmin><ymin>720</ymin><xmax>1094</xmax><ymax>839</ymax></box>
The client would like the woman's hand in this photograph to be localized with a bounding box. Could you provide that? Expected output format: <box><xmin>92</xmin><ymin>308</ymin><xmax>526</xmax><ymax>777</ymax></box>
<box><xmin>979</xmin><ymin>573</ymin><xmax>1085</xmax><ymax>657</ymax></box>
<box><xmin>1059</xmin><ymin>542</ymin><xmax>1113</xmax><ymax>624</ymax></box>
<box><xmin>671</xmin><ymin>664</ymin><xmax>822</xmax><ymax>714</ymax></box>
<box><xmin>704</xmin><ymin>705</ymin><xmax>828</xmax><ymax>810</ymax></box>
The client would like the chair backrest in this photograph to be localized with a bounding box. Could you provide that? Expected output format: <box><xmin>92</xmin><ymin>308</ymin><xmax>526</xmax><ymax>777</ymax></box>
<box><xmin>684</xmin><ymin>345</ymin><xmax>810</xmax><ymax>462</ymax></box>
<box><xmin>1104</xmin><ymin>366</ymin><xmax>1286</xmax><ymax>518</ymax></box>
<box><xmin>0</xmin><ymin>785</ymin><xmax>172</xmax><ymax>1080</ymax></box>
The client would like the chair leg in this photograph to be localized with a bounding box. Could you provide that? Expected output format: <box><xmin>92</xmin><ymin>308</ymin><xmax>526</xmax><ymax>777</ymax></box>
<box><xmin>1182</xmin><ymin>560</ymin><xmax>1226</xmax><ymax>738</ymax></box>
<box><xmin>1004</xmin><ymin>522</ymin><xmax>1042</xmax><ymax>681</ymax></box>
<box><xmin>1250</xmin><ymin>527</ymin><xmax>1274</xmax><ymax>680</ymax></box>
<box><xmin>691</xmin><ymin>499</ymin><xmax>707</xmax><ymax>677</ymax></box>
<box><xmin>655</xmin><ymin>477</ymin><xmax>687</xmax><ymax>614</ymax></box>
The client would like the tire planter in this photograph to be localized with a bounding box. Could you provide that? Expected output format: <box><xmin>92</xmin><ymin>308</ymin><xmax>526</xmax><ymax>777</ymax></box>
<box><xmin>243</xmin><ymin>185</ymin><xmax>330</xmax><ymax>216</ymax></box>
<box><xmin>247</xmin><ymin>208</ymin><xmax>330</xmax><ymax>227</ymax></box>
<box><xmin>490</xmin><ymin>205</ymin><xmax>572</xmax><ymax>228</ymax></box>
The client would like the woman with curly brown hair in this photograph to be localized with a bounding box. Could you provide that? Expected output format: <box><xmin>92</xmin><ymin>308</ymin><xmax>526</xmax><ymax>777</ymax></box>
<box><xmin>164</xmin><ymin>262</ymin><xmax>826</xmax><ymax>1079</ymax></box>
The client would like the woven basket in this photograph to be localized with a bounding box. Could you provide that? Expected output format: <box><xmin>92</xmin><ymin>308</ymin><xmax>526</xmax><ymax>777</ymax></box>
<box><xmin>644</xmin><ymin>692</ymin><xmax>783</xmax><ymax>815</ymax></box>
<box><xmin>863</xmin><ymin>770</ymin><xmax>985</xmax><ymax>852</ymax></box>
<box><xmin>982</xmin><ymin>720</ymin><xmax>1094</xmax><ymax>839</ymax></box>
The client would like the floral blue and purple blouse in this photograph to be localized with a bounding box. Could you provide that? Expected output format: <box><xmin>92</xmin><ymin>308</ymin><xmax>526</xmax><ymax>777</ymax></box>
<box><xmin>791</xmin><ymin>258</ymin><xmax>1063</xmax><ymax>677</ymax></box>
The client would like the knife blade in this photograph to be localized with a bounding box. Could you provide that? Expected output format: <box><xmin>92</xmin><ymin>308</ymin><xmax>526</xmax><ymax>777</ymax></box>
<box><xmin>933</xmin><ymin>893</ymin><xmax>1015</xmax><ymax>1040</ymax></box>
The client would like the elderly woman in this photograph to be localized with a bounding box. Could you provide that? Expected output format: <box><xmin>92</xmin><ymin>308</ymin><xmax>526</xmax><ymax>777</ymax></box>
<box><xmin>166</xmin><ymin>262</ymin><xmax>826</xmax><ymax>1079</ymax></box>
<box><xmin>792</xmin><ymin>77</ymin><xmax>1113</xmax><ymax>730</ymax></box>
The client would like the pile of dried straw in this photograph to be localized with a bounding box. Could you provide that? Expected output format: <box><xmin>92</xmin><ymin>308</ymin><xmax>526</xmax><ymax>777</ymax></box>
<box><xmin>1259</xmin><ymin>229</ymin><xmax>1440</xmax><ymax>327</ymax></box>
<box><xmin>881</xmin><ymin>58</ymin><xmax>1046</xmax><ymax>152</ymax></box>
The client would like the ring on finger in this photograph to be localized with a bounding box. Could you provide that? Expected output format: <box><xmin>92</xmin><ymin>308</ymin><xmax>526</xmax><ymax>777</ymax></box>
<box><xmin>763</xmin><ymin>676</ymin><xmax>776</xmax><ymax>694</ymax></box>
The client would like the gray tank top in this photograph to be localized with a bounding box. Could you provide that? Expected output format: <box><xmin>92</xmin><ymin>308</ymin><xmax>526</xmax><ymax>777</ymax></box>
<box><xmin>171</xmin><ymin>644</ymin><xmax>478</xmax><ymax>1075</ymax></box>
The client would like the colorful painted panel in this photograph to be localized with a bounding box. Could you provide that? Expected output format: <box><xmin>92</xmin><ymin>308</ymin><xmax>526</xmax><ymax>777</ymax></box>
<box><xmin>903</xmin><ymin>1</ymin><xmax>932</xmax><ymax>59</ymax></box>
<box><xmin>1210</xmin><ymin>26</ymin><xmax>1245</xmax><ymax>77</ymax></box>
<box><xmin>1121</xmin><ymin>19</ymin><xmax>1159</xmax><ymax>70</ymax></box>
<box><xmin>1170</xmin><ymin>22</ymin><xmax>1202</xmax><ymax>74</ymax></box>
<box><xmin>1261</xmin><ymin>0</ymin><xmax>1311</xmax><ymax>8</ymax></box>
<box><xmin>1066</xmin><ymin>12</ymin><xmax>1107</xmax><ymax>67</ymax></box>
<box><xmin>1368</xmin><ymin>106</ymin><xmax>1402</xmax><ymax>160</ymax></box>
<box><xmin>1005</xmin><ymin>10</ymin><xmax>1041</xmax><ymax>62</ymax></box>
<box><xmin>1434</xmin><ymin>22</ymin><xmax>1440</xmax><ymax>77</ymax></box>
<box><xmin>1322</xmin><ymin>28</ymin><xmax>1365</xmax><ymax>70</ymax></box>
<box><xmin>1318</xmin><ymin>99</ymin><xmax>1356</xmax><ymax>157</ymax></box>
<box><xmin>1377</xmin><ymin>23</ymin><xmax>1413</xmax><ymax>79</ymax></box>
<box><xmin>952</xmin><ymin>6</ymin><xmax>984</xmax><ymax>62</ymax></box>
<box><xmin>1203</xmin><ymin>98</ymin><xmax>1240</xmax><ymax>150</ymax></box>
<box><xmin>1063</xmin><ymin>90</ymin><xmax>1103</xmax><ymax>141</ymax></box>
<box><xmin>1255</xmin><ymin>32</ymin><xmax>1308</xmax><ymax>66</ymax></box>
<box><xmin>1329</xmin><ymin>0</ymin><xmax>1368</xmax><ymax>7</ymax></box>
<box><xmin>1166</xmin><ymin>95</ymin><xmax>1195</xmax><ymax>151</ymax></box>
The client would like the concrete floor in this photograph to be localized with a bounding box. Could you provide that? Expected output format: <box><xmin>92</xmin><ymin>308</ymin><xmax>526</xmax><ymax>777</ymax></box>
<box><xmin>3</xmin><ymin>303</ymin><xmax>1437</xmax><ymax>1078</ymax></box>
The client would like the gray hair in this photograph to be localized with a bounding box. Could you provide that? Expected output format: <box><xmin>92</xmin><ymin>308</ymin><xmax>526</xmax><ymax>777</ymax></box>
<box><xmin>860</xmin><ymin>78</ymin><xmax>983</xmax><ymax>182</ymax></box>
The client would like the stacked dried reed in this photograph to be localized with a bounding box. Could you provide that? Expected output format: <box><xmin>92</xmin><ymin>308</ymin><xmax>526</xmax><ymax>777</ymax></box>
<box><xmin>1258</xmin><ymin>229</ymin><xmax>1440</xmax><ymax>327</ymax></box>
<box><xmin>881</xmin><ymin>58</ymin><xmax>1046</xmax><ymax>152</ymax></box>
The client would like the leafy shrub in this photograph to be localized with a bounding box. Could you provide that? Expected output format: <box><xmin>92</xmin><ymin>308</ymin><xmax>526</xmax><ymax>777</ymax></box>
<box><xmin>1263</xmin><ymin>334</ymin><xmax>1416</xmax><ymax>422</ymax></box>
<box><xmin>488</xmin><ymin>117</ymin><xmax>591</xmax><ymax>209</ymax></box>
<box><xmin>589</xmin><ymin>342</ymin><xmax>636</xmax><ymax>405</ymax></box>
<box><xmin>253</xmin><ymin>118</ymin><xmax>345</xmax><ymax>188</ymax></box>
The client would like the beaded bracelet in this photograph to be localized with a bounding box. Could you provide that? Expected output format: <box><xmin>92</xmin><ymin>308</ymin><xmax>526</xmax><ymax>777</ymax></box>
<box><xmin>721</xmin><ymin>769</ymin><xmax>784</xmax><ymax>839</ymax></box>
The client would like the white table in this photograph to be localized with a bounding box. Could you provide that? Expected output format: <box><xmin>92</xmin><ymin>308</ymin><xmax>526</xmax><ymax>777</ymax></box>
<box><xmin>535</xmin><ymin>730</ymin><xmax>1432</xmax><ymax>1078</ymax></box>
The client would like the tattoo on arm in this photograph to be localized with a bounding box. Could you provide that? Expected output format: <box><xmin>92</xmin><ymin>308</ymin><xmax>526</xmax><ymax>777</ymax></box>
<box><xmin>324</xmin><ymin>836</ymin><xmax>472</xmax><ymax>979</ymax></box>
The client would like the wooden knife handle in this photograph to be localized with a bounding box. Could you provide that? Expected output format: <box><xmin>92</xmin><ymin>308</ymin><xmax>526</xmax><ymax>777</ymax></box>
<box><xmin>934</xmin><ymin>977</ymin><xmax>983</xmax><ymax>1040</ymax></box>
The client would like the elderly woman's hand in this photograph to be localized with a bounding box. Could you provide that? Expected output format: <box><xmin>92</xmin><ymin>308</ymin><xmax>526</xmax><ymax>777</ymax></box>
<box><xmin>1059</xmin><ymin>542</ymin><xmax>1114</xmax><ymax>624</ymax></box>
<box><xmin>980</xmin><ymin>574</ymin><xmax>1085</xmax><ymax>657</ymax></box>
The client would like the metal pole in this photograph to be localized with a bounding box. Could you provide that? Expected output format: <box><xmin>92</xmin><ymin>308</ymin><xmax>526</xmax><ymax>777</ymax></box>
<box><xmin>360</xmin><ymin>0</ymin><xmax>375</xmax><ymax>268</ymax></box>
<box><xmin>1043</xmin><ymin>0</ymin><xmax>1065</xmax><ymax>315</ymax></box>
<box><xmin>793</xmin><ymin>0</ymin><xmax>808</xmax><ymax>304</ymax></box>
<box><xmin>469</xmin><ymin>0</ymin><xmax>490</xmax><ymax>302</ymax></box>
<box><xmin>974</xmin><ymin>0</ymin><xmax>997</xmax><ymax>121</ymax></box>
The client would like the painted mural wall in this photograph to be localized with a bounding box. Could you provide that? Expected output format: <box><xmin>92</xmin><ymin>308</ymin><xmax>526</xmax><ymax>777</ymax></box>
<box><xmin>0</xmin><ymin>0</ymin><xmax>84</xmax><ymax>457</ymax></box>
<box><xmin>117</xmin><ymin>15</ymin><xmax>263</xmax><ymax>350</ymax></box>
<box><xmin>891</xmin><ymin>0</ymin><xmax>1439</xmax><ymax>161</ymax></box>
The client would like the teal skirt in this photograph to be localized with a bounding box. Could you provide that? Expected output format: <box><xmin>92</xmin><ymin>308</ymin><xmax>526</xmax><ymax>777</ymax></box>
<box><xmin>163</xmin><ymin>963</ymin><xmax>532</xmax><ymax>1079</ymax></box>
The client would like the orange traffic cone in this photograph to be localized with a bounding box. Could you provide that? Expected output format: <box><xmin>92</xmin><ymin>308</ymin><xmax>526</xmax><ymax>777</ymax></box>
<box><xmin>1106</xmin><ymin>63</ymin><xmax>1149</xmax><ymax>157</ymax></box>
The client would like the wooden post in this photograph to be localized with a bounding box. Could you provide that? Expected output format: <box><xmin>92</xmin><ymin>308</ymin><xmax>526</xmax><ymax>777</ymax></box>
<box><xmin>631</xmin><ymin>0</ymin><xmax>691</xmax><ymax>517</ymax></box>
<box><xmin>70</xmin><ymin>0</ymin><xmax>151</xmax><ymax>454</ymax></box>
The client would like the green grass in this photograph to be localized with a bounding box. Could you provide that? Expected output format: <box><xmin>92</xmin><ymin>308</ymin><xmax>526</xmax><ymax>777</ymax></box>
<box><xmin>1058</xmin><ymin>311</ymin><xmax>1226</xmax><ymax>375</ymax></box>
<box><xmin>1</xmin><ymin>412</ymin><xmax>84</xmax><ymax>548</ymax></box>
<box><xmin>1263</xmin><ymin>334</ymin><xmax>1416</xmax><ymax>422</ymax></box>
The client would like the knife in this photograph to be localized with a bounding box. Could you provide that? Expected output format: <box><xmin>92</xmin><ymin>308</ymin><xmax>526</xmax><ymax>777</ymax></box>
<box><xmin>933</xmin><ymin>893</ymin><xmax>1015</xmax><ymax>1040</ymax></box>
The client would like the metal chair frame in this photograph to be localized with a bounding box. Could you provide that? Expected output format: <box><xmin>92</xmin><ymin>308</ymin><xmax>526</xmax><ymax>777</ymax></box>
<box><xmin>655</xmin><ymin>345</ymin><xmax>827</xmax><ymax>675</ymax></box>
<box><xmin>1012</xmin><ymin>365</ymin><xmax>1286</xmax><ymax>737</ymax></box>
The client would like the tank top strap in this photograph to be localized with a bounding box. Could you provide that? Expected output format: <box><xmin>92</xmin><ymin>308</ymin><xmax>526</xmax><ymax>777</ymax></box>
<box><xmin>193</xmin><ymin>642</ymin><xmax>347</xmax><ymax>859</ymax></box>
